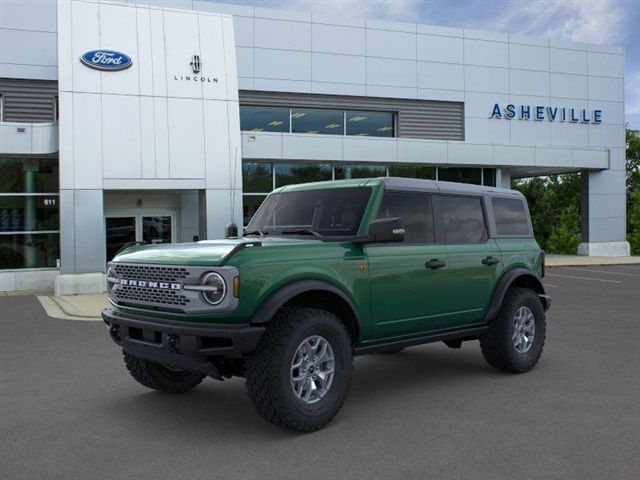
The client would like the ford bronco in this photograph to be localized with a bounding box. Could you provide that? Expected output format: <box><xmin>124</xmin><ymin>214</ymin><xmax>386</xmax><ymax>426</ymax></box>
<box><xmin>103</xmin><ymin>177</ymin><xmax>550</xmax><ymax>432</ymax></box>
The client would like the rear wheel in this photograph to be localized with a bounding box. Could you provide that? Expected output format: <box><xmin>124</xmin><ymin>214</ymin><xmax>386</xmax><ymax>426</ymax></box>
<box><xmin>123</xmin><ymin>351</ymin><xmax>205</xmax><ymax>393</ymax></box>
<box><xmin>479</xmin><ymin>287</ymin><xmax>546</xmax><ymax>373</ymax></box>
<box><xmin>245</xmin><ymin>307</ymin><xmax>353</xmax><ymax>432</ymax></box>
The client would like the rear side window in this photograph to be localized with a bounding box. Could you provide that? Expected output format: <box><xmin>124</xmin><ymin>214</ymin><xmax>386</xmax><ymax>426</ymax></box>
<box><xmin>441</xmin><ymin>196</ymin><xmax>486</xmax><ymax>244</ymax></box>
<box><xmin>492</xmin><ymin>198</ymin><xmax>530</xmax><ymax>236</ymax></box>
<box><xmin>376</xmin><ymin>192</ymin><xmax>434</xmax><ymax>243</ymax></box>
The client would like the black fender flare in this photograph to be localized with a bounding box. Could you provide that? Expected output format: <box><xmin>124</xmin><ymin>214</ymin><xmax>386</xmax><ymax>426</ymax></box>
<box><xmin>249</xmin><ymin>280</ymin><xmax>362</xmax><ymax>335</ymax></box>
<box><xmin>485</xmin><ymin>268</ymin><xmax>548</xmax><ymax>322</ymax></box>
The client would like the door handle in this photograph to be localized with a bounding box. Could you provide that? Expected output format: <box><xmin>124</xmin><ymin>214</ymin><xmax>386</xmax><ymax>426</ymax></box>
<box><xmin>482</xmin><ymin>256</ymin><xmax>500</xmax><ymax>266</ymax></box>
<box><xmin>425</xmin><ymin>259</ymin><xmax>446</xmax><ymax>269</ymax></box>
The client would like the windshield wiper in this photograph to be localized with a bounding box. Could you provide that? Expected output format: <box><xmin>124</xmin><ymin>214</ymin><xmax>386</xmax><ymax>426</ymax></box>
<box><xmin>281</xmin><ymin>228</ymin><xmax>322</xmax><ymax>237</ymax></box>
<box><xmin>243</xmin><ymin>229</ymin><xmax>268</xmax><ymax>237</ymax></box>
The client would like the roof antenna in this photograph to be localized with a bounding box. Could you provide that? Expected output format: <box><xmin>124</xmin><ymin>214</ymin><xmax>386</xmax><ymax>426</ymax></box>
<box><xmin>225</xmin><ymin>146</ymin><xmax>239</xmax><ymax>238</ymax></box>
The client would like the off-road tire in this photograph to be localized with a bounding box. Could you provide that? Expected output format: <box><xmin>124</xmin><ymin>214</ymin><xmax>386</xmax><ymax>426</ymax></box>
<box><xmin>123</xmin><ymin>351</ymin><xmax>205</xmax><ymax>393</ymax></box>
<box><xmin>245</xmin><ymin>307</ymin><xmax>353</xmax><ymax>432</ymax></box>
<box><xmin>480</xmin><ymin>287</ymin><xmax>546</xmax><ymax>373</ymax></box>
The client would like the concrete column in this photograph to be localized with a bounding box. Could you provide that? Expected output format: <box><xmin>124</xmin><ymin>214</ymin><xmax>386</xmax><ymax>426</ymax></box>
<box><xmin>204</xmin><ymin>189</ymin><xmax>243</xmax><ymax>240</ymax></box>
<box><xmin>578</xmin><ymin>147</ymin><xmax>630</xmax><ymax>256</ymax></box>
<box><xmin>179</xmin><ymin>191</ymin><xmax>200</xmax><ymax>242</ymax></box>
<box><xmin>496</xmin><ymin>168</ymin><xmax>511</xmax><ymax>189</ymax></box>
<box><xmin>56</xmin><ymin>189</ymin><xmax>107</xmax><ymax>295</ymax></box>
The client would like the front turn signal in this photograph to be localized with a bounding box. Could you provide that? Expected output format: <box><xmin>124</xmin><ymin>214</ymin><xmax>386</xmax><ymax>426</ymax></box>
<box><xmin>233</xmin><ymin>276</ymin><xmax>240</xmax><ymax>298</ymax></box>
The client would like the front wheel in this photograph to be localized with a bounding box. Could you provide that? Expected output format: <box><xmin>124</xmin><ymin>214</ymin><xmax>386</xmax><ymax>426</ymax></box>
<box><xmin>479</xmin><ymin>287</ymin><xmax>546</xmax><ymax>373</ymax></box>
<box><xmin>123</xmin><ymin>351</ymin><xmax>205</xmax><ymax>393</ymax></box>
<box><xmin>245</xmin><ymin>308</ymin><xmax>353</xmax><ymax>432</ymax></box>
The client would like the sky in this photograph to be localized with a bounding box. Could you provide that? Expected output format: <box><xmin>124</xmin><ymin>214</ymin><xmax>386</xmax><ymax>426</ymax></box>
<box><xmin>213</xmin><ymin>0</ymin><xmax>640</xmax><ymax>129</ymax></box>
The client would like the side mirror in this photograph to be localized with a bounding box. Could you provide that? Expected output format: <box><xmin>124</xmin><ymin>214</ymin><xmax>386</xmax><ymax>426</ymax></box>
<box><xmin>365</xmin><ymin>217</ymin><xmax>405</xmax><ymax>243</ymax></box>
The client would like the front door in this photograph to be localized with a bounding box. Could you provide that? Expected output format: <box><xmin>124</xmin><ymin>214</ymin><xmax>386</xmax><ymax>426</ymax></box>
<box><xmin>366</xmin><ymin>191</ymin><xmax>451</xmax><ymax>340</ymax></box>
<box><xmin>105</xmin><ymin>213</ymin><xmax>175</xmax><ymax>261</ymax></box>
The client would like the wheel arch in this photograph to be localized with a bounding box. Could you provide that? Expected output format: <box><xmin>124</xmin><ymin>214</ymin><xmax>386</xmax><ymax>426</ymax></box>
<box><xmin>249</xmin><ymin>280</ymin><xmax>361</xmax><ymax>343</ymax></box>
<box><xmin>485</xmin><ymin>268</ymin><xmax>547</xmax><ymax>322</ymax></box>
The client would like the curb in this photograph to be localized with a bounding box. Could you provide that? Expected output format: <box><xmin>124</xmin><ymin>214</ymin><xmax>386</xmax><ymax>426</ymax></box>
<box><xmin>36</xmin><ymin>295</ymin><xmax>103</xmax><ymax>321</ymax></box>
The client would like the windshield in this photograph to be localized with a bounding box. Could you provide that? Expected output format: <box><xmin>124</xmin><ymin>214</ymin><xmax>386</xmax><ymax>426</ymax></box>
<box><xmin>245</xmin><ymin>187</ymin><xmax>372</xmax><ymax>237</ymax></box>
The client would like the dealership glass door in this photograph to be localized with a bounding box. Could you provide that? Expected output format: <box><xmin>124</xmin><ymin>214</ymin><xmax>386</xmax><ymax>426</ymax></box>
<box><xmin>105</xmin><ymin>214</ymin><xmax>175</xmax><ymax>261</ymax></box>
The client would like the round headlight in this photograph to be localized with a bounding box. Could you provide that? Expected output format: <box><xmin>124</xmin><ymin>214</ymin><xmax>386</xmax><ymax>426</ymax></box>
<box><xmin>201</xmin><ymin>272</ymin><xmax>226</xmax><ymax>305</ymax></box>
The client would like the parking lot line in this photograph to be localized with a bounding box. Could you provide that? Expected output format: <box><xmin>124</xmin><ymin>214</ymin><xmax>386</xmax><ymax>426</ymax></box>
<box><xmin>565</xmin><ymin>267</ymin><xmax>640</xmax><ymax>278</ymax></box>
<box><xmin>545</xmin><ymin>273</ymin><xmax>621</xmax><ymax>283</ymax></box>
<box><xmin>543</xmin><ymin>283</ymin><xmax>558</xmax><ymax>288</ymax></box>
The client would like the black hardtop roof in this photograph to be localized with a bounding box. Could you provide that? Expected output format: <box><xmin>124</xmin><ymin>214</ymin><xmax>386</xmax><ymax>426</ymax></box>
<box><xmin>380</xmin><ymin>177</ymin><xmax>523</xmax><ymax>198</ymax></box>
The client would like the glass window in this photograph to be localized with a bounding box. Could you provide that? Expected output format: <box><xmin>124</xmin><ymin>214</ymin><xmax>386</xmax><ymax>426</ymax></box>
<box><xmin>291</xmin><ymin>109</ymin><xmax>343</xmax><ymax>135</ymax></box>
<box><xmin>376</xmin><ymin>192</ymin><xmax>434</xmax><ymax>243</ymax></box>
<box><xmin>346</xmin><ymin>111</ymin><xmax>394</xmax><ymax>137</ymax></box>
<box><xmin>0</xmin><ymin>158</ymin><xmax>59</xmax><ymax>193</ymax></box>
<box><xmin>0</xmin><ymin>233</ymin><xmax>59</xmax><ymax>269</ymax></box>
<box><xmin>334</xmin><ymin>164</ymin><xmax>386</xmax><ymax>179</ymax></box>
<box><xmin>245</xmin><ymin>187</ymin><xmax>371</xmax><ymax>237</ymax></box>
<box><xmin>441</xmin><ymin>195</ymin><xmax>487</xmax><ymax>244</ymax></box>
<box><xmin>275</xmin><ymin>163</ymin><xmax>332</xmax><ymax>188</ymax></box>
<box><xmin>483</xmin><ymin>168</ymin><xmax>496</xmax><ymax>187</ymax></box>
<box><xmin>438</xmin><ymin>167</ymin><xmax>482</xmax><ymax>185</ymax></box>
<box><xmin>0</xmin><ymin>196</ymin><xmax>59</xmax><ymax>232</ymax></box>
<box><xmin>242</xmin><ymin>162</ymin><xmax>272</xmax><ymax>193</ymax></box>
<box><xmin>243</xmin><ymin>195</ymin><xmax>267</xmax><ymax>226</ymax></box>
<box><xmin>388</xmin><ymin>165</ymin><xmax>436</xmax><ymax>180</ymax></box>
<box><xmin>240</xmin><ymin>107</ymin><xmax>289</xmax><ymax>133</ymax></box>
<box><xmin>492</xmin><ymin>198</ymin><xmax>530</xmax><ymax>235</ymax></box>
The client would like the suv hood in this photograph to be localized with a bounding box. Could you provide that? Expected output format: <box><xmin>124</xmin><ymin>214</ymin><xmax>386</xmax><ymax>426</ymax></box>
<box><xmin>111</xmin><ymin>237</ymin><xmax>321</xmax><ymax>266</ymax></box>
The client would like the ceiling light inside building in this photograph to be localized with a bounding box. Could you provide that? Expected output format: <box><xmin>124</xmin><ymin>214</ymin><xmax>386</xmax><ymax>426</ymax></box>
<box><xmin>268</xmin><ymin>120</ymin><xmax>283</xmax><ymax>126</ymax></box>
<box><xmin>291</xmin><ymin>112</ymin><xmax>306</xmax><ymax>118</ymax></box>
<box><xmin>324</xmin><ymin>123</ymin><xmax>341</xmax><ymax>129</ymax></box>
<box><xmin>377</xmin><ymin>127</ymin><xmax>392</xmax><ymax>131</ymax></box>
<box><xmin>349</xmin><ymin>116</ymin><xmax>366</xmax><ymax>122</ymax></box>
<box><xmin>251</xmin><ymin>128</ymin><xmax>264</xmax><ymax>132</ymax></box>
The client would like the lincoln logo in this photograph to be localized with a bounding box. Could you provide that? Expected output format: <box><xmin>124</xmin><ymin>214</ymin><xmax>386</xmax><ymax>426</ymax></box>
<box><xmin>80</xmin><ymin>50</ymin><xmax>132</xmax><ymax>71</ymax></box>
<box><xmin>190</xmin><ymin>54</ymin><xmax>201</xmax><ymax>74</ymax></box>
<box><xmin>119</xmin><ymin>279</ymin><xmax>181</xmax><ymax>290</ymax></box>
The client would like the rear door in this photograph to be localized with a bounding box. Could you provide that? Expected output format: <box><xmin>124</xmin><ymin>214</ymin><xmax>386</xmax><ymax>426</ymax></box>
<box><xmin>366</xmin><ymin>191</ymin><xmax>452</xmax><ymax>340</ymax></box>
<box><xmin>439</xmin><ymin>195</ymin><xmax>503</xmax><ymax>326</ymax></box>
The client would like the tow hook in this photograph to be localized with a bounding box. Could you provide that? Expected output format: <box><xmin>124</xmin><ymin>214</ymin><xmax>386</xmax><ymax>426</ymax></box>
<box><xmin>166</xmin><ymin>334</ymin><xmax>180</xmax><ymax>353</ymax></box>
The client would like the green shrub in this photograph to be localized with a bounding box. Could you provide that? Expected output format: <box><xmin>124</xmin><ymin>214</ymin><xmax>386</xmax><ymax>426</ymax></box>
<box><xmin>628</xmin><ymin>187</ymin><xmax>640</xmax><ymax>255</ymax></box>
<box><xmin>547</xmin><ymin>204</ymin><xmax>581</xmax><ymax>254</ymax></box>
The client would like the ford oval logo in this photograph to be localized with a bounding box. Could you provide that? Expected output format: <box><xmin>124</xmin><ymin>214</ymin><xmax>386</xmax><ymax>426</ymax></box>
<box><xmin>80</xmin><ymin>50</ymin><xmax>132</xmax><ymax>71</ymax></box>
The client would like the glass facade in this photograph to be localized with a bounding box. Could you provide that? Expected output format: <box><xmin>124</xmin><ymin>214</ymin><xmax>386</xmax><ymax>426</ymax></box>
<box><xmin>239</xmin><ymin>106</ymin><xmax>289</xmax><ymax>133</ymax></box>
<box><xmin>242</xmin><ymin>161</ymin><xmax>498</xmax><ymax>226</ymax></box>
<box><xmin>240</xmin><ymin>106</ymin><xmax>395</xmax><ymax>138</ymax></box>
<box><xmin>0</xmin><ymin>157</ymin><xmax>59</xmax><ymax>269</ymax></box>
<box><xmin>346</xmin><ymin>111</ymin><xmax>394</xmax><ymax>137</ymax></box>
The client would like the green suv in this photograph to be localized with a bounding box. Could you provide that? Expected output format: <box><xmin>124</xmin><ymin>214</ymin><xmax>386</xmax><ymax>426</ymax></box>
<box><xmin>103</xmin><ymin>177</ymin><xmax>550</xmax><ymax>432</ymax></box>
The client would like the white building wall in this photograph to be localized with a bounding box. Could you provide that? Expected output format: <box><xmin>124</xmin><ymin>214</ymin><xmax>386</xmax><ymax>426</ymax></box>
<box><xmin>56</xmin><ymin>0</ymin><xmax>242</xmax><ymax>275</ymax></box>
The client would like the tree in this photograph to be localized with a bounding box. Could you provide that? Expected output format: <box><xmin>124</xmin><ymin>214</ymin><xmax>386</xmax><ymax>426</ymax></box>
<box><xmin>546</xmin><ymin>204</ymin><xmax>581</xmax><ymax>254</ymax></box>
<box><xmin>628</xmin><ymin>187</ymin><xmax>640</xmax><ymax>255</ymax></box>
<box><xmin>626</xmin><ymin>128</ymin><xmax>640</xmax><ymax>199</ymax></box>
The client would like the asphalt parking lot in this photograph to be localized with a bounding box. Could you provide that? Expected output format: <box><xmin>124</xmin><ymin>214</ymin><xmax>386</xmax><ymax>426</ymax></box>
<box><xmin>2</xmin><ymin>265</ymin><xmax>640</xmax><ymax>480</ymax></box>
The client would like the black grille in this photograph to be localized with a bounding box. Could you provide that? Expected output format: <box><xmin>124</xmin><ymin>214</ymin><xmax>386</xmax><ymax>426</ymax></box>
<box><xmin>115</xmin><ymin>286</ymin><xmax>190</xmax><ymax>307</ymax></box>
<box><xmin>113</xmin><ymin>264</ymin><xmax>189</xmax><ymax>282</ymax></box>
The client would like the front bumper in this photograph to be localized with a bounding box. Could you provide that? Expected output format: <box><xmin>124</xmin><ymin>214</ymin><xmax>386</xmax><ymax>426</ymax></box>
<box><xmin>102</xmin><ymin>308</ymin><xmax>265</xmax><ymax>378</ymax></box>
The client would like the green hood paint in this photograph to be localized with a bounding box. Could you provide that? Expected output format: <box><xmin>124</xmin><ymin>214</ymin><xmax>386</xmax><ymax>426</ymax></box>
<box><xmin>114</xmin><ymin>237</ymin><xmax>323</xmax><ymax>266</ymax></box>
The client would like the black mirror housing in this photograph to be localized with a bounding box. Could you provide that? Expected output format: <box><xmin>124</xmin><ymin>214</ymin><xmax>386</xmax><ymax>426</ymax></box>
<box><xmin>365</xmin><ymin>217</ymin><xmax>405</xmax><ymax>243</ymax></box>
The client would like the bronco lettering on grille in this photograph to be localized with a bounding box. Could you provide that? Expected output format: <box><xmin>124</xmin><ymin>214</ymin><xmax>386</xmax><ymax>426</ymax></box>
<box><xmin>119</xmin><ymin>279</ymin><xmax>181</xmax><ymax>290</ymax></box>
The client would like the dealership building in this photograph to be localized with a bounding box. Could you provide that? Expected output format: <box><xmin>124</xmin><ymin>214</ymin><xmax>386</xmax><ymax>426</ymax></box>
<box><xmin>0</xmin><ymin>0</ymin><xmax>629</xmax><ymax>293</ymax></box>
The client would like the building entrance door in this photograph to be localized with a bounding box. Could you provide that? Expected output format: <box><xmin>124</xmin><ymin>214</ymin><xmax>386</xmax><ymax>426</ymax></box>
<box><xmin>105</xmin><ymin>213</ymin><xmax>175</xmax><ymax>261</ymax></box>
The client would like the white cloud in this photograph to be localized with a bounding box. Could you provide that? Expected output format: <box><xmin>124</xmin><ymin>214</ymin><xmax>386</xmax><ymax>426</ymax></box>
<box><xmin>480</xmin><ymin>0</ymin><xmax>628</xmax><ymax>45</ymax></box>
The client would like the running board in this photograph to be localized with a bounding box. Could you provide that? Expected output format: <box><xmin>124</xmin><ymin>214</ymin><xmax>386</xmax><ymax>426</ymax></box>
<box><xmin>353</xmin><ymin>325</ymin><xmax>488</xmax><ymax>356</ymax></box>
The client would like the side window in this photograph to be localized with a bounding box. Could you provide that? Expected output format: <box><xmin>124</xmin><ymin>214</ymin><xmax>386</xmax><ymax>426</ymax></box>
<box><xmin>441</xmin><ymin>195</ymin><xmax>486</xmax><ymax>244</ymax></box>
<box><xmin>376</xmin><ymin>192</ymin><xmax>434</xmax><ymax>243</ymax></box>
<box><xmin>492</xmin><ymin>197</ymin><xmax>530</xmax><ymax>235</ymax></box>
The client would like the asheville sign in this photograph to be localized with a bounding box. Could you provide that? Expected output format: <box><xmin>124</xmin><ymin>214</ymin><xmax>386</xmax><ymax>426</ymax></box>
<box><xmin>490</xmin><ymin>104</ymin><xmax>602</xmax><ymax>124</ymax></box>
<box><xmin>80</xmin><ymin>50</ymin><xmax>132</xmax><ymax>71</ymax></box>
